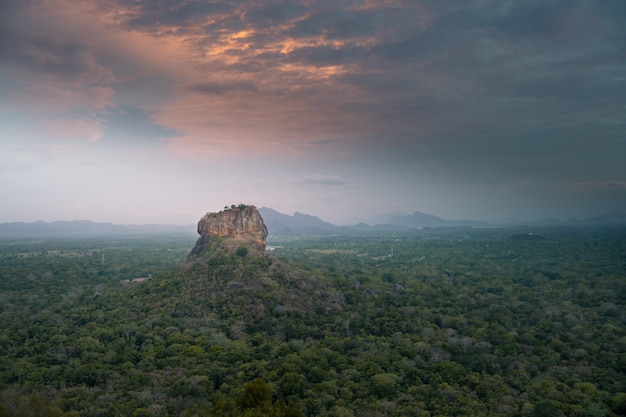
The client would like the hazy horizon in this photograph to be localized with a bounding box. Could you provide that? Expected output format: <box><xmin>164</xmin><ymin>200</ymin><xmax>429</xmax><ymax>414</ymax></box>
<box><xmin>1</xmin><ymin>205</ymin><xmax>624</xmax><ymax>228</ymax></box>
<box><xmin>2</xmin><ymin>0</ymin><xmax>625</xmax><ymax>225</ymax></box>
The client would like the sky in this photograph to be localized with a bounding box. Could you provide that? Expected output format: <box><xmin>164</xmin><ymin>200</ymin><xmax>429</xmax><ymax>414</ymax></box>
<box><xmin>1</xmin><ymin>0</ymin><xmax>625</xmax><ymax>225</ymax></box>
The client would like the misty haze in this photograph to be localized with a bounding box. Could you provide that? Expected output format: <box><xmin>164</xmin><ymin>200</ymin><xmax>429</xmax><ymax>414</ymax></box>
<box><xmin>1</xmin><ymin>0</ymin><xmax>625</xmax><ymax>415</ymax></box>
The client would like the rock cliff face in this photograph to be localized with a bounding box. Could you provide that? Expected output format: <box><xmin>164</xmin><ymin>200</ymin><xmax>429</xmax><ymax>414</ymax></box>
<box><xmin>192</xmin><ymin>205</ymin><xmax>268</xmax><ymax>254</ymax></box>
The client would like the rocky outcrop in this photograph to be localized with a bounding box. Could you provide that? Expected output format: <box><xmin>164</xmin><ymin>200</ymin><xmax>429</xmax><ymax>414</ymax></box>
<box><xmin>192</xmin><ymin>205</ymin><xmax>268</xmax><ymax>254</ymax></box>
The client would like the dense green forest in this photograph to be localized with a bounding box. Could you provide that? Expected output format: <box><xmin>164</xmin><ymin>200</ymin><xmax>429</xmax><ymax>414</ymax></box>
<box><xmin>0</xmin><ymin>227</ymin><xmax>625</xmax><ymax>416</ymax></box>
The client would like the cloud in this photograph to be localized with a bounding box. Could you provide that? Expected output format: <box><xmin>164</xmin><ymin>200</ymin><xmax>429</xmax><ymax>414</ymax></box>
<box><xmin>297</xmin><ymin>175</ymin><xmax>348</xmax><ymax>186</ymax></box>
<box><xmin>39</xmin><ymin>117</ymin><xmax>104</xmax><ymax>142</ymax></box>
<box><xmin>15</xmin><ymin>85</ymin><xmax>114</xmax><ymax>114</ymax></box>
<box><xmin>306</xmin><ymin>140</ymin><xmax>334</xmax><ymax>145</ymax></box>
<box><xmin>181</xmin><ymin>81</ymin><xmax>258</xmax><ymax>96</ymax></box>
<box><xmin>1</xmin><ymin>34</ymin><xmax>115</xmax><ymax>84</ymax></box>
<box><xmin>103</xmin><ymin>0</ymin><xmax>237</xmax><ymax>31</ymax></box>
<box><xmin>100</xmin><ymin>106</ymin><xmax>179</xmax><ymax>146</ymax></box>
<box><xmin>1</xmin><ymin>0</ymin><xmax>625</xmax><ymax>223</ymax></box>
<box><xmin>9</xmin><ymin>142</ymin><xmax>82</xmax><ymax>161</ymax></box>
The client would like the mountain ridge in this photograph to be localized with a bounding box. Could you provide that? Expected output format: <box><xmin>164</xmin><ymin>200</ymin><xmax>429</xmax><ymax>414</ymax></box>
<box><xmin>258</xmin><ymin>207</ymin><xmax>339</xmax><ymax>235</ymax></box>
<box><xmin>1</xmin><ymin>209</ymin><xmax>625</xmax><ymax>239</ymax></box>
<box><xmin>386</xmin><ymin>211</ymin><xmax>487</xmax><ymax>228</ymax></box>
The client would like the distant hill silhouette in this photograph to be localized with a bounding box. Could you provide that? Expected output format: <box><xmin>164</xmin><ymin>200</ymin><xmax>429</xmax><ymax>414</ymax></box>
<box><xmin>259</xmin><ymin>208</ymin><xmax>489</xmax><ymax>236</ymax></box>
<box><xmin>258</xmin><ymin>207</ymin><xmax>339</xmax><ymax>236</ymax></box>
<box><xmin>567</xmin><ymin>210</ymin><xmax>626</xmax><ymax>225</ymax></box>
<box><xmin>3</xmin><ymin>209</ymin><xmax>624</xmax><ymax>240</ymax></box>
<box><xmin>386</xmin><ymin>211</ymin><xmax>486</xmax><ymax>228</ymax></box>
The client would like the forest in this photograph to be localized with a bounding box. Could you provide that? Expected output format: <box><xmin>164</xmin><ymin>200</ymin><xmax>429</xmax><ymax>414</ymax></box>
<box><xmin>0</xmin><ymin>226</ymin><xmax>625</xmax><ymax>416</ymax></box>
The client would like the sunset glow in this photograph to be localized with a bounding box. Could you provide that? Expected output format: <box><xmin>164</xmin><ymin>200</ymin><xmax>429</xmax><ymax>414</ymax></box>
<box><xmin>1</xmin><ymin>0</ymin><xmax>624</xmax><ymax>225</ymax></box>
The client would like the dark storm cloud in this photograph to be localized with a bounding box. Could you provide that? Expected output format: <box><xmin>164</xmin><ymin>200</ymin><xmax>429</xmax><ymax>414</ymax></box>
<box><xmin>0</xmin><ymin>3</ymin><xmax>111</xmax><ymax>84</ymax></box>
<box><xmin>2</xmin><ymin>36</ymin><xmax>100</xmax><ymax>80</ymax></box>
<box><xmin>286</xmin><ymin>7</ymin><xmax>394</xmax><ymax>40</ymax></box>
<box><xmin>112</xmin><ymin>0</ymin><xmax>306</xmax><ymax>34</ymax></box>
<box><xmin>243</xmin><ymin>1</ymin><xmax>309</xmax><ymax>27</ymax></box>
<box><xmin>287</xmin><ymin>44</ymin><xmax>366</xmax><ymax>66</ymax></box>
<box><xmin>17</xmin><ymin>1</ymin><xmax>626</xmax><ymax>129</ymax></box>
<box><xmin>484</xmin><ymin>0</ymin><xmax>626</xmax><ymax>42</ymax></box>
<box><xmin>106</xmin><ymin>0</ymin><xmax>236</xmax><ymax>29</ymax></box>
<box><xmin>505</xmin><ymin>71</ymin><xmax>626</xmax><ymax>102</ymax></box>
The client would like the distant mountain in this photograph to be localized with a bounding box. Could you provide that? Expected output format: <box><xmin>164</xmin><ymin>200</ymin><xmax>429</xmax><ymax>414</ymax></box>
<box><xmin>259</xmin><ymin>207</ymin><xmax>490</xmax><ymax>236</ymax></box>
<box><xmin>386</xmin><ymin>211</ymin><xmax>486</xmax><ymax>228</ymax></box>
<box><xmin>0</xmin><ymin>220</ymin><xmax>195</xmax><ymax>239</ymax></box>
<box><xmin>489</xmin><ymin>210</ymin><xmax>626</xmax><ymax>227</ymax></box>
<box><xmin>258</xmin><ymin>207</ymin><xmax>340</xmax><ymax>236</ymax></box>
<box><xmin>11</xmin><ymin>207</ymin><xmax>621</xmax><ymax>241</ymax></box>
<box><xmin>340</xmin><ymin>211</ymin><xmax>410</xmax><ymax>226</ymax></box>
<box><xmin>570</xmin><ymin>210</ymin><xmax>626</xmax><ymax>225</ymax></box>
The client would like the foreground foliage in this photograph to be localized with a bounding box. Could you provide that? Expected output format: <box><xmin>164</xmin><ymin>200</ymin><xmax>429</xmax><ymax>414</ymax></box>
<box><xmin>0</xmin><ymin>227</ymin><xmax>625</xmax><ymax>416</ymax></box>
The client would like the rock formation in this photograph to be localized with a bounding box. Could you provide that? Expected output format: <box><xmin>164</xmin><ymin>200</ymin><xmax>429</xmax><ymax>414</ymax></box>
<box><xmin>192</xmin><ymin>205</ymin><xmax>268</xmax><ymax>254</ymax></box>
